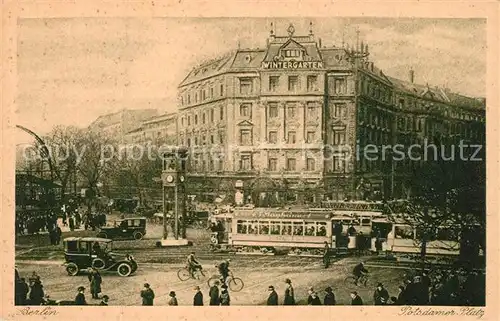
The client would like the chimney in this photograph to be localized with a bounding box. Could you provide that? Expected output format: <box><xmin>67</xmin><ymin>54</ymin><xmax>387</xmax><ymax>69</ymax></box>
<box><xmin>318</xmin><ymin>38</ymin><xmax>322</xmax><ymax>48</ymax></box>
<box><xmin>409</xmin><ymin>68</ymin><xmax>415</xmax><ymax>84</ymax></box>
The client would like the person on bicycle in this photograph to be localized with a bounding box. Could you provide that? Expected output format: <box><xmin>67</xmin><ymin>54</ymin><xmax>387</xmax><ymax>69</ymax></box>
<box><xmin>353</xmin><ymin>261</ymin><xmax>369</xmax><ymax>286</ymax></box>
<box><xmin>218</xmin><ymin>259</ymin><xmax>231</xmax><ymax>284</ymax></box>
<box><xmin>187</xmin><ymin>252</ymin><xmax>202</xmax><ymax>277</ymax></box>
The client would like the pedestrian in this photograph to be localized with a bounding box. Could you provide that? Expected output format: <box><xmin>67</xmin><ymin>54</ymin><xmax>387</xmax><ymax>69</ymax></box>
<box><xmin>396</xmin><ymin>285</ymin><xmax>406</xmax><ymax>305</ymax></box>
<box><xmin>88</xmin><ymin>268</ymin><xmax>102</xmax><ymax>299</ymax></box>
<box><xmin>15</xmin><ymin>278</ymin><xmax>29</xmax><ymax>305</ymax></box>
<box><xmin>283</xmin><ymin>279</ymin><xmax>295</xmax><ymax>305</ymax></box>
<box><xmin>323</xmin><ymin>287</ymin><xmax>336</xmax><ymax>305</ymax></box>
<box><xmin>168</xmin><ymin>291</ymin><xmax>178</xmax><ymax>306</ymax></box>
<box><xmin>28</xmin><ymin>279</ymin><xmax>45</xmax><ymax>305</ymax></box>
<box><xmin>209</xmin><ymin>280</ymin><xmax>220</xmax><ymax>306</ymax></box>
<box><xmin>74</xmin><ymin>286</ymin><xmax>87</xmax><ymax>305</ymax></box>
<box><xmin>350</xmin><ymin>291</ymin><xmax>363</xmax><ymax>305</ymax></box>
<box><xmin>323</xmin><ymin>241</ymin><xmax>330</xmax><ymax>268</ymax></box>
<box><xmin>69</xmin><ymin>215</ymin><xmax>75</xmax><ymax>231</ymax></box>
<box><xmin>307</xmin><ymin>287</ymin><xmax>321</xmax><ymax>305</ymax></box>
<box><xmin>54</xmin><ymin>225</ymin><xmax>62</xmax><ymax>245</ymax></box>
<box><xmin>267</xmin><ymin>285</ymin><xmax>278</xmax><ymax>306</ymax></box>
<box><xmin>99</xmin><ymin>295</ymin><xmax>109</xmax><ymax>306</ymax></box>
<box><xmin>193</xmin><ymin>286</ymin><xmax>203</xmax><ymax>306</ymax></box>
<box><xmin>140</xmin><ymin>283</ymin><xmax>155</xmax><ymax>306</ymax></box>
<box><xmin>373</xmin><ymin>283</ymin><xmax>390</xmax><ymax>305</ymax></box>
<box><xmin>220</xmin><ymin>284</ymin><xmax>230</xmax><ymax>306</ymax></box>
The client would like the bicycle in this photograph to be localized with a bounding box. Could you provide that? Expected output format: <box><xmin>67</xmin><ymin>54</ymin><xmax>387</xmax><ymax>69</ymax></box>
<box><xmin>207</xmin><ymin>270</ymin><xmax>244</xmax><ymax>292</ymax></box>
<box><xmin>177</xmin><ymin>266</ymin><xmax>206</xmax><ymax>281</ymax></box>
<box><xmin>344</xmin><ymin>273</ymin><xmax>370</xmax><ymax>288</ymax></box>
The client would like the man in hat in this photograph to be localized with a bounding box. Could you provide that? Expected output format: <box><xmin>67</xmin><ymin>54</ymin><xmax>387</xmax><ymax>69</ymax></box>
<box><xmin>267</xmin><ymin>285</ymin><xmax>278</xmax><ymax>306</ymax></box>
<box><xmin>193</xmin><ymin>286</ymin><xmax>204</xmax><ymax>306</ymax></box>
<box><xmin>168</xmin><ymin>291</ymin><xmax>178</xmax><ymax>306</ymax></box>
<box><xmin>307</xmin><ymin>287</ymin><xmax>321</xmax><ymax>305</ymax></box>
<box><xmin>75</xmin><ymin>286</ymin><xmax>87</xmax><ymax>305</ymax></box>
<box><xmin>373</xmin><ymin>283</ymin><xmax>390</xmax><ymax>305</ymax></box>
<box><xmin>350</xmin><ymin>291</ymin><xmax>363</xmax><ymax>305</ymax></box>
<box><xmin>219</xmin><ymin>284</ymin><xmax>230</xmax><ymax>306</ymax></box>
<box><xmin>324</xmin><ymin>287</ymin><xmax>336</xmax><ymax>305</ymax></box>
<box><xmin>283</xmin><ymin>279</ymin><xmax>295</xmax><ymax>305</ymax></box>
<box><xmin>186</xmin><ymin>252</ymin><xmax>203</xmax><ymax>278</ymax></box>
<box><xmin>140</xmin><ymin>283</ymin><xmax>155</xmax><ymax>306</ymax></box>
<box><xmin>99</xmin><ymin>295</ymin><xmax>109</xmax><ymax>306</ymax></box>
<box><xmin>218</xmin><ymin>259</ymin><xmax>231</xmax><ymax>284</ymax></box>
<box><xmin>209</xmin><ymin>280</ymin><xmax>220</xmax><ymax>306</ymax></box>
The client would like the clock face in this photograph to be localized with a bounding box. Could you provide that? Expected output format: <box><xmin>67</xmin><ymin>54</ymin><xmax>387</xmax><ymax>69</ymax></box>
<box><xmin>166</xmin><ymin>175</ymin><xmax>174</xmax><ymax>183</ymax></box>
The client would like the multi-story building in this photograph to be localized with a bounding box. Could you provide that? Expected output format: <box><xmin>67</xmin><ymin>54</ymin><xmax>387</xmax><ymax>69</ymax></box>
<box><xmin>88</xmin><ymin>108</ymin><xmax>158</xmax><ymax>143</ymax></box>
<box><xmin>125</xmin><ymin>112</ymin><xmax>178</xmax><ymax>145</ymax></box>
<box><xmin>176</xmin><ymin>23</ymin><xmax>485</xmax><ymax>205</ymax></box>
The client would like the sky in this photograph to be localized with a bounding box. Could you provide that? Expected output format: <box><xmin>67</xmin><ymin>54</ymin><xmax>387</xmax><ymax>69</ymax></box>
<box><xmin>16</xmin><ymin>17</ymin><xmax>486</xmax><ymax>143</ymax></box>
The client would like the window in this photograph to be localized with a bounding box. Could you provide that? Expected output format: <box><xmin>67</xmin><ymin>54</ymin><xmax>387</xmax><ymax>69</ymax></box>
<box><xmin>306</xmin><ymin>158</ymin><xmax>315</xmax><ymax>171</ymax></box>
<box><xmin>187</xmin><ymin>94</ymin><xmax>191</xmax><ymax>104</ymax></box>
<box><xmin>268</xmin><ymin>131</ymin><xmax>278</xmax><ymax>143</ymax></box>
<box><xmin>240</xmin><ymin>155</ymin><xmax>252</xmax><ymax>171</ymax></box>
<box><xmin>219</xmin><ymin>134</ymin><xmax>224</xmax><ymax>144</ymax></box>
<box><xmin>202</xmin><ymin>113</ymin><xmax>206</xmax><ymax>124</ymax></box>
<box><xmin>268</xmin><ymin>103</ymin><xmax>278</xmax><ymax>118</ymax></box>
<box><xmin>269</xmin><ymin>76</ymin><xmax>279</xmax><ymax>91</ymax></box>
<box><xmin>187</xmin><ymin>138</ymin><xmax>191</xmax><ymax>146</ymax></box>
<box><xmin>194</xmin><ymin>137</ymin><xmax>198</xmax><ymax>145</ymax></box>
<box><xmin>188</xmin><ymin>116</ymin><xmax>191</xmax><ymax>126</ymax></box>
<box><xmin>210</xmin><ymin>109</ymin><xmax>214</xmax><ymax>122</ymax></box>
<box><xmin>332</xmin><ymin>153</ymin><xmax>346</xmax><ymax>173</ymax></box>
<box><xmin>268</xmin><ymin>158</ymin><xmax>278</xmax><ymax>171</ymax></box>
<box><xmin>181</xmin><ymin>96</ymin><xmax>184</xmax><ymax>105</ymax></box>
<box><xmin>333</xmin><ymin>130</ymin><xmax>346</xmax><ymax>145</ymax></box>
<box><xmin>307</xmin><ymin>102</ymin><xmax>316</xmax><ymax>118</ymax></box>
<box><xmin>395</xmin><ymin>226</ymin><xmax>414</xmax><ymax>239</ymax></box>
<box><xmin>287</xmin><ymin>131</ymin><xmax>296</xmax><ymax>144</ymax></box>
<box><xmin>239</xmin><ymin>78</ymin><xmax>253</xmax><ymax>94</ymax></box>
<box><xmin>220</xmin><ymin>106</ymin><xmax>224</xmax><ymax>120</ymax></box>
<box><xmin>288</xmin><ymin>76</ymin><xmax>299</xmax><ymax>91</ymax></box>
<box><xmin>194</xmin><ymin>114</ymin><xmax>198</xmax><ymax>125</ymax></box>
<box><xmin>220</xmin><ymin>84</ymin><xmax>224</xmax><ymax>96</ymax></box>
<box><xmin>285</xmin><ymin>50</ymin><xmax>301</xmax><ymax>57</ymax></box>
<box><xmin>239</xmin><ymin>129</ymin><xmax>252</xmax><ymax>145</ymax></box>
<box><xmin>210</xmin><ymin>87</ymin><xmax>214</xmax><ymax>98</ymax></box>
<box><xmin>181</xmin><ymin>117</ymin><xmax>184</xmax><ymax>126</ymax></box>
<box><xmin>209</xmin><ymin>159</ymin><xmax>214</xmax><ymax>171</ymax></box>
<box><xmin>286</xmin><ymin>158</ymin><xmax>296</xmax><ymax>171</ymax></box>
<box><xmin>334</xmin><ymin>78</ymin><xmax>346</xmax><ymax>94</ymax></box>
<box><xmin>240</xmin><ymin>103</ymin><xmax>251</xmax><ymax>117</ymax></box>
<box><xmin>287</xmin><ymin>105</ymin><xmax>296</xmax><ymax>118</ymax></box>
<box><xmin>195</xmin><ymin>92</ymin><xmax>198</xmax><ymax>103</ymax></box>
<box><xmin>210</xmin><ymin>135</ymin><xmax>214</xmax><ymax>144</ymax></box>
<box><xmin>307</xmin><ymin>75</ymin><xmax>318</xmax><ymax>91</ymax></box>
<box><xmin>306</xmin><ymin>131</ymin><xmax>315</xmax><ymax>143</ymax></box>
<box><xmin>399</xmin><ymin>98</ymin><xmax>405</xmax><ymax>109</ymax></box>
<box><xmin>333</xmin><ymin>103</ymin><xmax>347</xmax><ymax>118</ymax></box>
<box><xmin>202</xmin><ymin>90</ymin><xmax>206</xmax><ymax>100</ymax></box>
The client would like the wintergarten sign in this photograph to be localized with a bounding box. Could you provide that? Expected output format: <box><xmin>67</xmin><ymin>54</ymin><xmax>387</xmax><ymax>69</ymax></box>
<box><xmin>262</xmin><ymin>61</ymin><xmax>324</xmax><ymax>69</ymax></box>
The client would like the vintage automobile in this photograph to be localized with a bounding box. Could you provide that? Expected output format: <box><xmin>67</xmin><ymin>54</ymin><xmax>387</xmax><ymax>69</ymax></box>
<box><xmin>63</xmin><ymin>237</ymin><xmax>138</xmax><ymax>277</ymax></box>
<box><xmin>96</xmin><ymin>217</ymin><xmax>147</xmax><ymax>240</ymax></box>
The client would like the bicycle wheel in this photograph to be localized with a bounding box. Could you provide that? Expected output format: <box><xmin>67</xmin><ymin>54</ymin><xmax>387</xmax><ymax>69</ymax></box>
<box><xmin>228</xmin><ymin>277</ymin><xmax>244</xmax><ymax>292</ymax></box>
<box><xmin>207</xmin><ymin>275</ymin><xmax>220</xmax><ymax>288</ymax></box>
<box><xmin>343</xmin><ymin>276</ymin><xmax>357</xmax><ymax>288</ymax></box>
<box><xmin>177</xmin><ymin>267</ymin><xmax>191</xmax><ymax>281</ymax></box>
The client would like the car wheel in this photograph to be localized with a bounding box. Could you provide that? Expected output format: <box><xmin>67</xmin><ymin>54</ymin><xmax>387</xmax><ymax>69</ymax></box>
<box><xmin>97</xmin><ymin>232</ymin><xmax>108</xmax><ymax>239</ymax></box>
<box><xmin>66</xmin><ymin>262</ymin><xmax>79</xmax><ymax>276</ymax></box>
<box><xmin>117</xmin><ymin>262</ymin><xmax>132</xmax><ymax>277</ymax></box>
<box><xmin>92</xmin><ymin>258</ymin><xmax>106</xmax><ymax>269</ymax></box>
<box><xmin>133</xmin><ymin>232</ymin><xmax>143</xmax><ymax>240</ymax></box>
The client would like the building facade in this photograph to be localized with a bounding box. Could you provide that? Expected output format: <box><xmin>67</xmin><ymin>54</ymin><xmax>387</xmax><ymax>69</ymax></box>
<box><xmin>176</xmin><ymin>24</ymin><xmax>485</xmax><ymax>205</ymax></box>
<box><xmin>125</xmin><ymin>112</ymin><xmax>178</xmax><ymax>145</ymax></box>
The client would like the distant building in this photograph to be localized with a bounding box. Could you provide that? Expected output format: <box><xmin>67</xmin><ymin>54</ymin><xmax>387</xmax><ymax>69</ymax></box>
<box><xmin>125</xmin><ymin>113</ymin><xmax>178</xmax><ymax>145</ymax></box>
<box><xmin>176</xmin><ymin>23</ymin><xmax>485</xmax><ymax>205</ymax></box>
<box><xmin>88</xmin><ymin>109</ymin><xmax>158</xmax><ymax>143</ymax></box>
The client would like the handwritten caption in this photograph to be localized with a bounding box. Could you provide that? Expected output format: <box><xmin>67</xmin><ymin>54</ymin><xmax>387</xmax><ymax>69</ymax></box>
<box><xmin>16</xmin><ymin>307</ymin><xmax>58</xmax><ymax>316</ymax></box>
<box><xmin>400</xmin><ymin>307</ymin><xmax>485</xmax><ymax>319</ymax></box>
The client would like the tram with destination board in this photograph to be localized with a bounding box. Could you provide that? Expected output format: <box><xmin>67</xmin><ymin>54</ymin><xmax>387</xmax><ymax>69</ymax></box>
<box><xmin>209</xmin><ymin>201</ymin><xmax>386</xmax><ymax>256</ymax></box>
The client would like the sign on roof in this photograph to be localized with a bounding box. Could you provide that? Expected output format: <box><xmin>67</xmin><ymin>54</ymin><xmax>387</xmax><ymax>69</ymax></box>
<box><xmin>262</xmin><ymin>61</ymin><xmax>324</xmax><ymax>69</ymax></box>
<box><xmin>234</xmin><ymin>210</ymin><xmax>331</xmax><ymax>220</ymax></box>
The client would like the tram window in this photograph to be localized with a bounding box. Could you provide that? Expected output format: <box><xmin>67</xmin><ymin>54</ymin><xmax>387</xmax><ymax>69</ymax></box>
<box><xmin>248</xmin><ymin>221</ymin><xmax>258</xmax><ymax>235</ymax></box>
<box><xmin>293</xmin><ymin>222</ymin><xmax>304</xmax><ymax>236</ymax></box>
<box><xmin>237</xmin><ymin>220</ymin><xmax>247</xmax><ymax>234</ymax></box>
<box><xmin>316</xmin><ymin>222</ymin><xmax>327</xmax><ymax>236</ymax></box>
<box><xmin>395</xmin><ymin>226</ymin><xmax>414</xmax><ymax>239</ymax></box>
<box><xmin>361</xmin><ymin>218</ymin><xmax>371</xmax><ymax>226</ymax></box>
<box><xmin>436</xmin><ymin>228</ymin><xmax>458</xmax><ymax>242</ymax></box>
<box><xmin>281</xmin><ymin>222</ymin><xmax>292</xmax><ymax>235</ymax></box>
<box><xmin>270</xmin><ymin>221</ymin><xmax>280</xmax><ymax>235</ymax></box>
<box><xmin>416</xmin><ymin>227</ymin><xmax>437</xmax><ymax>241</ymax></box>
<box><xmin>259</xmin><ymin>221</ymin><xmax>270</xmax><ymax>235</ymax></box>
<box><xmin>305</xmin><ymin>222</ymin><xmax>316</xmax><ymax>236</ymax></box>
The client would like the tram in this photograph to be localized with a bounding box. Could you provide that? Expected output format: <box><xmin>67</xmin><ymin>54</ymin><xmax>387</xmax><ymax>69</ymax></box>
<box><xmin>210</xmin><ymin>202</ymin><xmax>386</xmax><ymax>256</ymax></box>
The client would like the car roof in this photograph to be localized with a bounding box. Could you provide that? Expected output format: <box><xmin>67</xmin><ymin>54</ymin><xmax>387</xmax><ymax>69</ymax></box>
<box><xmin>64</xmin><ymin>237</ymin><xmax>112</xmax><ymax>242</ymax></box>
